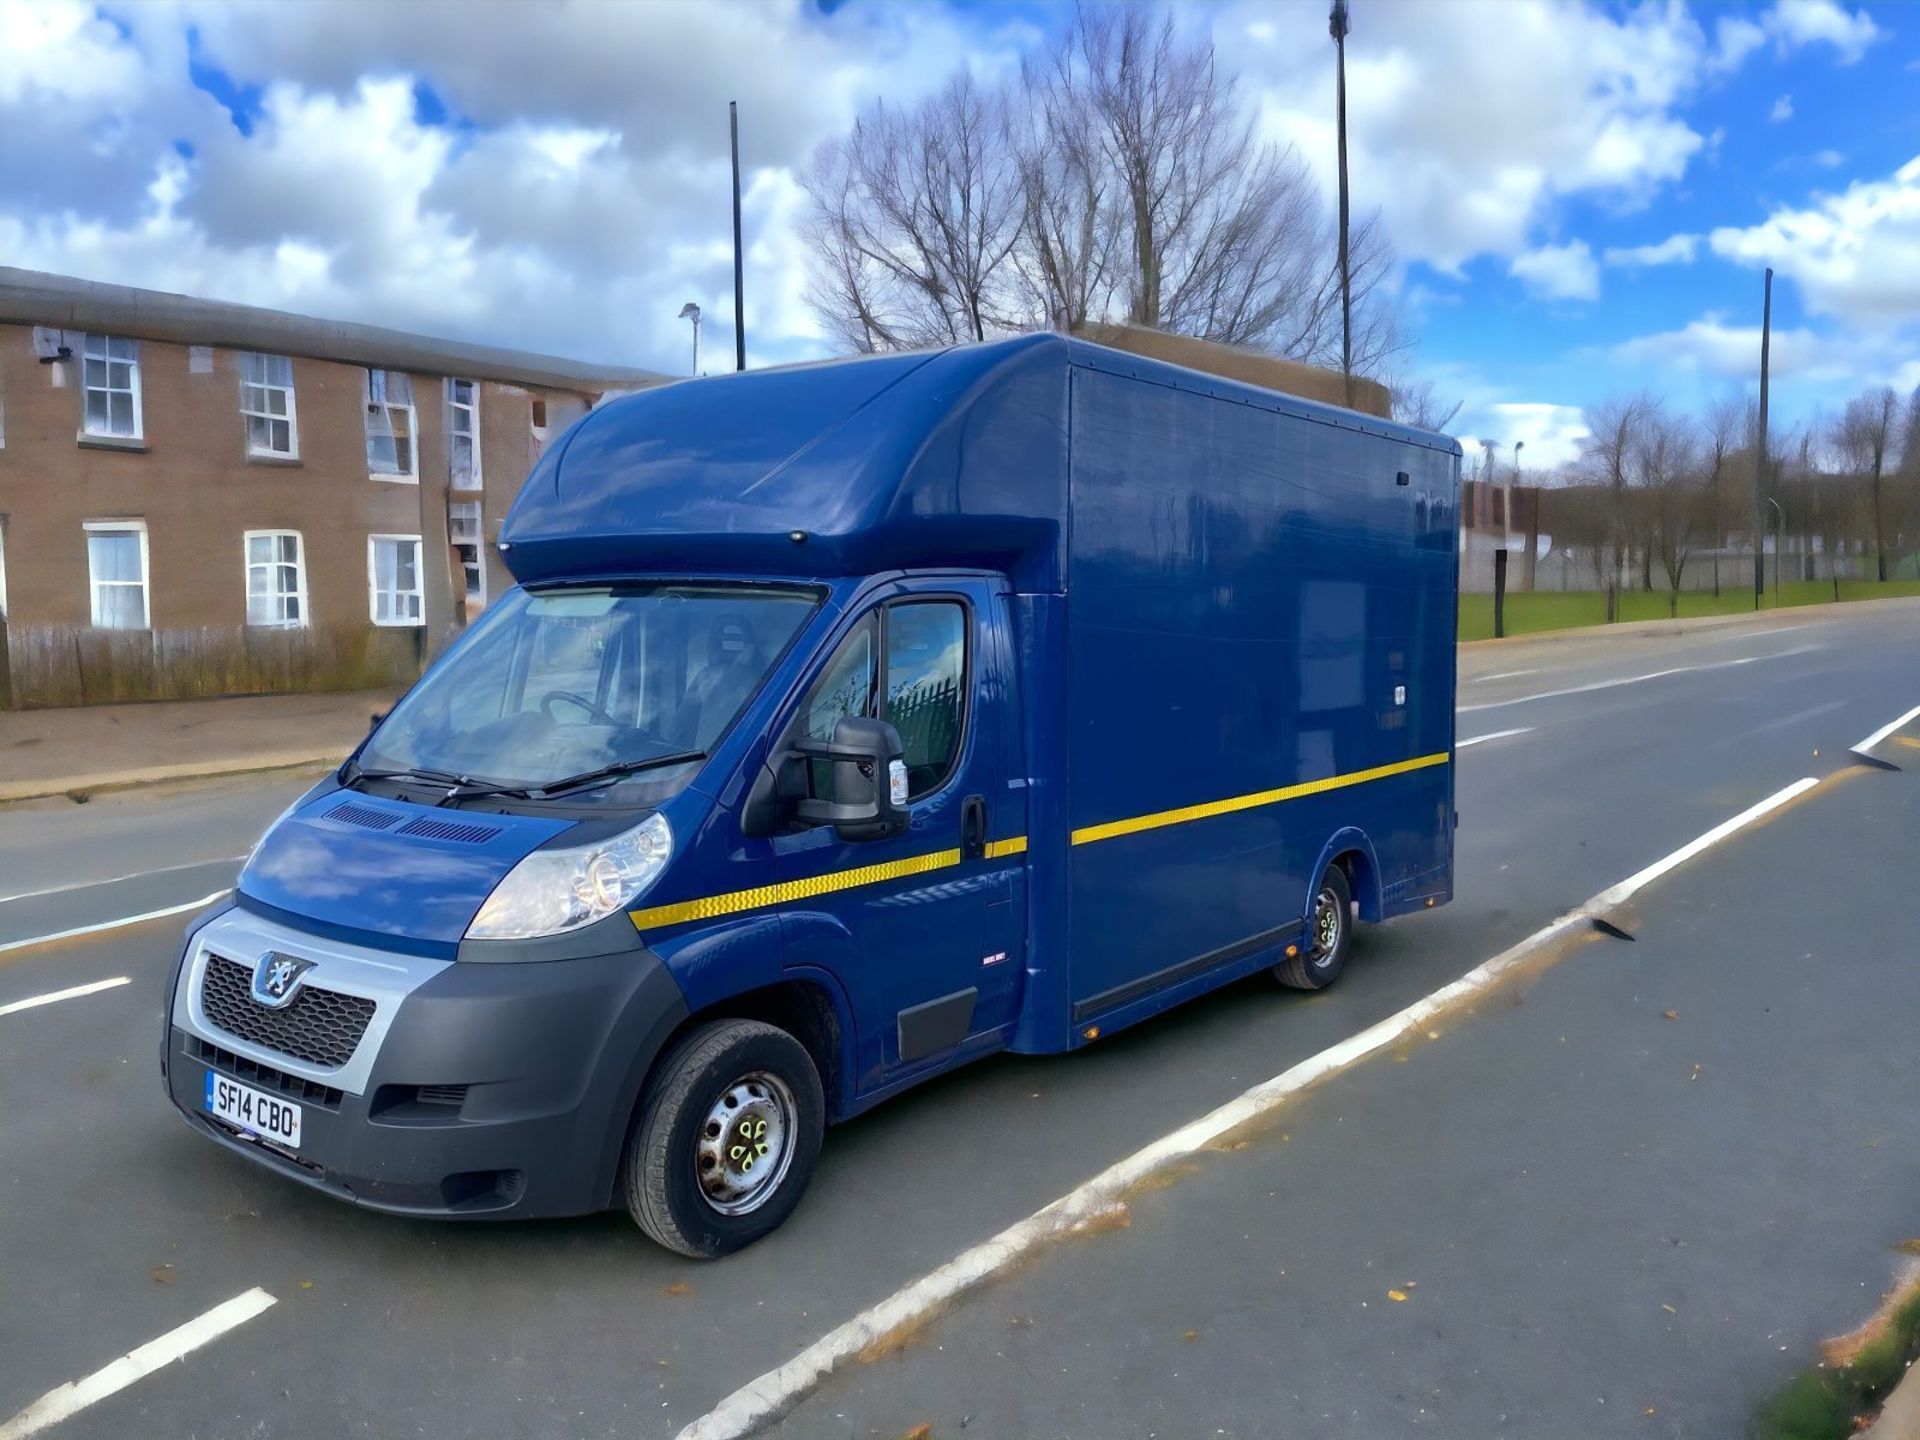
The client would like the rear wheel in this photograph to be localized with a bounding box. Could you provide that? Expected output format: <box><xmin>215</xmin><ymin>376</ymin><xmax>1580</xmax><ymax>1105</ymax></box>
<box><xmin>1275</xmin><ymin>864</ymin><xmax>1353</xmax><ymax>991</ymax></box>
<box><xmin>621</xmin><ymin>1018</ymin><xmax>825</xmax><ymax>1257</ymax></box>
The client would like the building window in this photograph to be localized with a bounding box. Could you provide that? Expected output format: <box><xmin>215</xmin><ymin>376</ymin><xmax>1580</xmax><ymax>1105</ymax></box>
<box><xmin>364</xmin><ymin>370</ymin><xmax>417</xmax><ymax>481</ymax></box>
<box><xmin>447</xmin><ymin>378</ymin><xmax>481</xmax><ymax>489</ymax></box>
<box><xmin>85</xmin><ymin>520</ymin><xmax>150</xmax><ymax>629</ymax></box>
<box><xmin>244</xmin><ymin>530</ymin><xmax>307</xmax><ymax>627</ymax></box>
<box><xmin>82</xmin><ymin>334</ymin><xmax>142</xmax><ymax>439</ymax></box>
<box><xmin>368</xmin><ymin>534</ymin><xmax>424</xmax><ymax>626</ymax></box>
<box><xmin>448</xmin><ymin>501</ymin><xmax>486</xmax><ymax>612</ymax></box>
<box><xmin>240</xmin><ymin>353</ymin><xmax>298</xmax><ymax>458</ymax></box>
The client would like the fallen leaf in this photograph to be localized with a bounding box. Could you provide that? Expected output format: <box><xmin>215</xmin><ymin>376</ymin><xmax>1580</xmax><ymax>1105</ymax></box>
<box><xmin>149</xmin><ymin>1265</ymin><xmax>176</xmax><ymax>1285</ymax></box>
<box><xmin>1895</xmin><ymin>1239</ymin><xmax>1920</xmax><ymax>1257</ymax></box>
<box><xmin>1387</xmin><ymin>1289</ymin><xmax>1409</xmax><ymax>1302</ymax></box>
<box><xmin>1644</xmin><ymin>1407</ymin><xmax>1656</xmax><ymax>1416</ymax></box>
<box><xmin>663</xmin><ymin>1282</ymin><xmax>692</xmax><ymax>1298</ymax></box>
<box><xmin>1661</xmin><ymin>1304</ymin><xmax>1676</xmax><ymax>1315</ymax></box>
<box><xmin>1183</xmin><ymin>1329</ymin><xmax>1198</xmax><ymax>1342</ymax></box>
<box><xmin>298</xmin><ymin>1280</ymin><xmax>315</xmax><ymax>1291</ymax></box>
<box><xmin>1661</xmin><ymin>1010</ymin><xmax>1678</xmax><ymax>1021</ymax></box>
<box><xmin>895</xmin><ymin>1425</ymin><xmax>933</xmax><ymax>1440</ymax></box>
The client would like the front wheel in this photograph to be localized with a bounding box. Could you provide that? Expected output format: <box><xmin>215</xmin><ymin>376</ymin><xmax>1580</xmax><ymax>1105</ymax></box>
<box><xmin>621</xmin><ymin>1018</ymin><xmax>825</xmax><ymax>1257</ymax></box>
<box><xmin>1275</xmin><ymin>864</ymin><xmax>1353</xmax><ymax>991</ymax></box>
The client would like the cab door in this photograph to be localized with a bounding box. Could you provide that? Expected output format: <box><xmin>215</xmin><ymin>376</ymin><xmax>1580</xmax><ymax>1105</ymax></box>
<box><xmin>770</xmin><ymin>579</ymin><xmax>1024</xmax><ymax>1096</ymax></box>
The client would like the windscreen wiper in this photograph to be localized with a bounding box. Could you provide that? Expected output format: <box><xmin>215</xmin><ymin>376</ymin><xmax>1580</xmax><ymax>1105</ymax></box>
<box><xmin>345</xmin><ymin>762</ymin><xmax>532</xmax><ymax>802</ymax></box>
<box><xmin>530</xmin><ymin>752</ymin><xmax>707</xmax><ymax>798</ymax></box>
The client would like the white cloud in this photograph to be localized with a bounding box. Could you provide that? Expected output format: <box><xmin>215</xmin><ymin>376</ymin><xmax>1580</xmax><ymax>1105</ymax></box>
<box><xmin>1223</xmin><ymin>0</ymin><xmax>1712</xmax><ymax>274</ymax></box>
<box><xmin>1814</xmin><ymin>149</ymin><xmax>1845</xmax><ymax>168</ymax></box>
<box><xmin>1769</xmin><ymin>94</ymin><xmax>1794</xmax><ymax>123</ymax></box>
<box><xmin>1610</xmin><ymin>316</ymin><xmax>1854</xmax><ymax>381</ymax></box>
<box><xmin>1763</xmin><ymin>0</ymin><xmax>1881</xmax><ymax>64</ymax></box>
<box><xmin>1509</xmin><ymin>241</ymin><xmax>1600</xmax><ymax>302</ymax></box>
<box><xmin>1710</xmin><ymin>15</ymin><xmax>1768</xmax><ymax>72</ymax></box>
<box><xmin>0</xmin><ymin>0</ymin><xmax>1028</xmax><ymax>373</ymax></box>
<box><xmin>1708</xmin><ymin>156</ymin><xmax>1920</xmax><ymax>329</ymax></box>
<box><xmin>1479</xmin><ymin>402</ymin><xmax>1590</xmax><ymax>472</ymax></box>
<box><xmin>1603</xmin><ymin>234</ymin><xmax>1700</xmax><ymax>267</ymax></box>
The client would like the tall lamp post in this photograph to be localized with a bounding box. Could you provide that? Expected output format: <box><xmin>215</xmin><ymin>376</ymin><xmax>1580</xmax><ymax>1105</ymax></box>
<box><xmin>677</xmin><ymin>303</ymin><xmax>702</xmax><ymax>376</ymax></box>
<box><xmin>1329</xmin><ymin>0</ymin><xmax>1353</xmax><ymax>409</ymax></box>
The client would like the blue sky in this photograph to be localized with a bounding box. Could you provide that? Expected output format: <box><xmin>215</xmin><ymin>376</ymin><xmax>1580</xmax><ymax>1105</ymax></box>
<box><xmin>1</xmin><ymin>0</ymin><xmax>1914</xmax><ymax>470</ymax></box>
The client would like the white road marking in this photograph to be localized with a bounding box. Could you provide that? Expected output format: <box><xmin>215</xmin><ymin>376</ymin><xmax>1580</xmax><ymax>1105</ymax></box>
<box><xmin>1456</xmin><ymin>727</ymin><xmax>1534</xmax><ymax>749</ymax></box>
<box><xmin>677</xmin><ymin>776</ymin><xmax>1822</xmax><ymax>1440</ymax></box>
<box><xmin>0</xmin><ymin>1288</ymin><xmax>276</xmax><ymax>1440</ymax></box>
<box><xmin>0</xmin><ymin>890</ymin><xmax>230</xmax><ymax>959</ymax></box>
<box><xmin>0</xmin><ymin>856</ymin><xmax>246</xmax><ymax>906</ymax></box>
<box><xmin>1853</xmin><ymin>700</ymin><xmax>1920</xmax><ymax>757</ymax></box>
<box><xmin>0</xmin><ymin>977</ymin><xmax>131</xmax><ymax>1017</ymax></box>
<box><xmin>1465</xmin><ymin>668</ymin><xmax>1540</xmax><ymax>683</ymax></box>
<box><xmin>1457</xmin><ymin>645</ymin><xmax>1820</xmax><ymax>714</ymax></box>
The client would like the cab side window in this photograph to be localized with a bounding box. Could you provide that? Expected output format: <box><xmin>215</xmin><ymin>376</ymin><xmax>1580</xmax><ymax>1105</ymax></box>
<box><xmin>795</xmin><ymin>600</ymin><xmax>969</xmax><ymax>805</ymax></box>
<box><xmin>886</xmin><ymin>602</ymin><xmax>965</xmax><ymax>799</ymax></box>
<box><xmin>800</xmin><ymin>617</ymin><xmax>877</xmax><ymax>800</ymax></box>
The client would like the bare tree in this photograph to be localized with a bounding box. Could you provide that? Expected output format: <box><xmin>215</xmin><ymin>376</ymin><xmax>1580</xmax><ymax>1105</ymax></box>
<box><xmin>1834</xmin><ymin>386</ymin><xmax>1901</xmax><ymax>581</ymax></box>
<box><xmin>1388</xmin><ymin>377</ymin><xmax>1462</xmax><ymax>432</ymax></box>
<box><xmin>1638</xmin><ymin>407</ymin><xmax>1705</xmax><ymax>617</ymax></box>
<box><xmin>805</xmin><ymin>74</ymin><xmax>1024</xmax><ymax>352</ymax></box>
<box><xmin>805</xmin><ymin>6</ymin><xmax>1404</xmax><ymax>371</ymax></box>
<box><xmin>1702</xmin><ymin>395</ymin><xmax>1742</xmax><ymax>597</ymax></box>
<box><xmin>1579</xmin><ymin>394</ymin><xmax>1652</xmax><ymax>622</ymax></box>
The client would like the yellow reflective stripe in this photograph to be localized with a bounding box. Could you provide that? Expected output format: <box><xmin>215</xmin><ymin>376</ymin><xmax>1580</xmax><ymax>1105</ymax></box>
<box><xmin>1069</xmin><ymin>752</ymin><xmax>1451</xmax><ymax>848</ymax></box>
<box><xmin>631</xmin><ymin>842</ymin><xmax>1034</xmax><ymax>932</ymax></box>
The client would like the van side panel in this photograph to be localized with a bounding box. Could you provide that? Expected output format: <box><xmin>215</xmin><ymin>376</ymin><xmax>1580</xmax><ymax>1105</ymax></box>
<box><xmin>1060</xmin><ymin>363</ymin><xmax>1456</xmax><ymax>1033</ymax></box>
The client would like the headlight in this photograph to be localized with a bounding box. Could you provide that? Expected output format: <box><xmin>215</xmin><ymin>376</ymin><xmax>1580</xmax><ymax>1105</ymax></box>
<box><xmin>466</xmin><ymin>813</ymin><xmax>672</xmax><ymax>941</ymax></box>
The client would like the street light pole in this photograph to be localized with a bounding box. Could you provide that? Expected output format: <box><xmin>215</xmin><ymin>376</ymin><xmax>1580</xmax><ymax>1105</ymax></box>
<box><xmin>677</xmin><ymin>303</ymin><xmax>702</xmax><ymax>376</ymax></box>
<box><xmin>1329</xmin><ymin>0</ymin><xmax>1353</xmax><ymax>409</ymax></box>
<box><xmin>1754</xmin><ymin>267</ymin><xmax>1773</xmax><ymax>610</ymax></box>
<box><xmin>730</xmin><ymin>100</ymin><xmax>746</xmax><ymax>373</ymax></box>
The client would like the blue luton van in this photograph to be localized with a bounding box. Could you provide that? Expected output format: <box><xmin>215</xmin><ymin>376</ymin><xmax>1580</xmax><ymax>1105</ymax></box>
<box><xmin>163</xmin><ymin>333</ymin><xmax>1461</xmax><ymax>1255</ymax></box>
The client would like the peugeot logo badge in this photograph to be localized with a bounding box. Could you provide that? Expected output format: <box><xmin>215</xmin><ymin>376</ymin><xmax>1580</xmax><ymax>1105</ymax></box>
<box><xmin>251</xmin><ymin>951</ymin><xmax>315</xmax><ymax>1009</ymax></box>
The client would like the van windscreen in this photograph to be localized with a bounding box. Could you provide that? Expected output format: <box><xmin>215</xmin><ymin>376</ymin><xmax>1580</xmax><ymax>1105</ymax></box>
<box><xmin>359</xmin><ymin>583</ymin><xmax>818</xmax><ymax>795</ymax></box>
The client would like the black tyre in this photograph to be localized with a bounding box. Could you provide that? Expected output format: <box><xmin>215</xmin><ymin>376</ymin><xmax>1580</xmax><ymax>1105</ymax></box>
<box><xmin>621</xmin><ymin>1018</ymin><xmax>825</xmax><ymax>1258</ymax></box>
<box><xmin>1275</xmin><ymin>863</ymin><xmax>1353</xmax><ymax>991</ymax></box>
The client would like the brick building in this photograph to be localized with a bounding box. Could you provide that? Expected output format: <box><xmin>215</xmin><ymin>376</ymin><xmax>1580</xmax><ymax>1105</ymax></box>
<box><xmin>0</xmin><ymin>267</ymin><xmax>662</xmax><ymax>707</ymax></box>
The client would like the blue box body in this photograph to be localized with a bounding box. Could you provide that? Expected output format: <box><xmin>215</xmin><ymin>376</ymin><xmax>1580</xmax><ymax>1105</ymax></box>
<box><xmin>493</xmin><ymin>333</ymin><xmax>1459</xmax><ymax>1102</ymax></box>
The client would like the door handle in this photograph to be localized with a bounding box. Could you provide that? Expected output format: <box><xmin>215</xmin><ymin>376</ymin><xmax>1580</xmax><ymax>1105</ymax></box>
<box><xmin>961</xmin><ymin>794</ymin><xmax>987</xmax><ymax>860</ymax></box>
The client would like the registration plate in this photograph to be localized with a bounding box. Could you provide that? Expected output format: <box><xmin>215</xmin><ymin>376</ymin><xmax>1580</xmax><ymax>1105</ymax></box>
<box><xmin>204</xmin><ymin>1072</ymin><xmax>302</xmax><ymax>1149</ymax></box>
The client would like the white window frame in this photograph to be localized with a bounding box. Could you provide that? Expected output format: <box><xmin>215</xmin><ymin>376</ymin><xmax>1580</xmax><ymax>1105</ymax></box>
<box><xmin>240</xmin><ymin>353</ymin><xmax>299</xmax><ymax>460</ymax></box>
<box><xmin>447</xmin><ymin>378</ymin><xmax>482</xmax><ymax>490</ymax></box>
<box><xmin>243</xmin><ymin>529</ymin><xmax>308</xmax><ymax>628</ymax></box>
<box><xmin>365</xmin><ymin>370</ymin><xmax>418</xmax><ymax>483</ymax></box>
<box><xmin>81</xmin><ymin>334</ymin><xmax>143</xmax><ymax>440</ymax></box>
<box><xmin>367</xmin><ymin>533</ymin><xmax>425</xmax><ymax>627</ymax></box>
<box><xmin>448</xmin><ymin>500</ymin><xmax>487</xmax><ymax>612</ymax></box>
<box><xmin>84</xmin><ymin>519</ymin><xmax>151</xmax><ymax>630</ymax></box>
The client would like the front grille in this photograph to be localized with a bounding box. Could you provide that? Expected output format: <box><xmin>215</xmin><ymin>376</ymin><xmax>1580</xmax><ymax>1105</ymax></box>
<box><xmin>183</xmin><ymin>1035</ymin><xmax>344</xmax><ymax>1109</ymax></box>
<box><xmin>199</xmin><ymin>954</ymin><xmax>375</xmax><ymax>1070</ymax></box>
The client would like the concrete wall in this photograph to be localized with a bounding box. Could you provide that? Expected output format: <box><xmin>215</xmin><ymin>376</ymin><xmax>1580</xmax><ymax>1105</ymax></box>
<box><xmin>0</xmin><ymin>323</ymin><xmax>599</xmax><ymax>703</ymax></box>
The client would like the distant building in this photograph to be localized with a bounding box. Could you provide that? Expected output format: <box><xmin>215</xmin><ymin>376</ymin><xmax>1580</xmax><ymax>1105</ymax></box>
<box><xmin>0</xmin><ymin>267</ymin><xmax>663</xmax><ymax>707</ymax></box>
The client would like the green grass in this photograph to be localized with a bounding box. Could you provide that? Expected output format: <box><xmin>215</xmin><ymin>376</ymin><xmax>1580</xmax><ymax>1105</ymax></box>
<box><xmin>1459</xmin><ymin>579</ymin><xmax>1920</xmax><ymax>643</ymax></box>
<box><xmin>1752</xmin><ymin>1284</ymin><xmax>1920</xmax><ymax>1440</ymax></box>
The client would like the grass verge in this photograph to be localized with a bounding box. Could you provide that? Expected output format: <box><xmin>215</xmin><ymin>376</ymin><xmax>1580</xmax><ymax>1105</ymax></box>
<box><xmin>1459</xmin><ymin>580</ymin><xmax>1920</xmax><ymax>642</ymax></box>
<box><xmin>1753</xmin><ymin>1270</ymin><xmax>1920</xmax><ymax>1440</ymax></box>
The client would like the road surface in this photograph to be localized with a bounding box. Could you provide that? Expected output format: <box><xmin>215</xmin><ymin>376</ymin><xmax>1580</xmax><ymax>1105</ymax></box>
<box><xmin>2</xmin><ymin>599</ymin><xmax>1917</xmax><ymax>1439</ymax></box>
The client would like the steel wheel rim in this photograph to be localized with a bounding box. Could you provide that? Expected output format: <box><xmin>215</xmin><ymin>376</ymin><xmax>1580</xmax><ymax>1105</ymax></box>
<box><xmin>695</xmin><ymin>1070</ymin><xmax>798</xmax><ymax>1216</ymax></box>
<box><xmin>1312</xmin><ymin>886</ymin><xmax>1343</xmax><ymax>964</ymax></box>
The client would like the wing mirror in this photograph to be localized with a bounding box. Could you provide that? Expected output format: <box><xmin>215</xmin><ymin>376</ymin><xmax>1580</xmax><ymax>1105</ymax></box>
<box><xmin>790</xmin><ymin>717</ymin><xmax>909</xmax><ymax>842</ymax></box>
